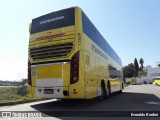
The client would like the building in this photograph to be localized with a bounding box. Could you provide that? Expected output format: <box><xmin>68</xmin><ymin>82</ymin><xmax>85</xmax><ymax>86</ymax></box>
<box><xmin>145</xmin><ymin>67</ymin><xmax>160</xmax><ymax>76</ymax></box>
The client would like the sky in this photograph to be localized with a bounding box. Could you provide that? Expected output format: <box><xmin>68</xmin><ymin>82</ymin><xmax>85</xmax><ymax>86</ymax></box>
<box><xmin>0</xmin><ymin>0</ymin><xmax>160</xmax><ymax>80</ymax></box>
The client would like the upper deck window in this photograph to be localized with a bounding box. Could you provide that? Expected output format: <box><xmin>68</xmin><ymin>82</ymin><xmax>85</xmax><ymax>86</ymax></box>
<box><xmin>31</xmin><ymin>8</ymin><xmax>75</xmax><ymax>34</ymax></box>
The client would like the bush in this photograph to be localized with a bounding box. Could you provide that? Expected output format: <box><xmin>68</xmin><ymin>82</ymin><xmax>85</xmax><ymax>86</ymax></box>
<box><xmin>17</xmin><ymin>85</ymin><xmax>27</xmax><ymax>96</ymax></box>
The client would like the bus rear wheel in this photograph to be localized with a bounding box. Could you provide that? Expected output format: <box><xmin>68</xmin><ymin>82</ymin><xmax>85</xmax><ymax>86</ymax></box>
<box><xmin>100</xmin><ymin>82</ymin><xmax>108</xmax><ymax>100</ymax></box>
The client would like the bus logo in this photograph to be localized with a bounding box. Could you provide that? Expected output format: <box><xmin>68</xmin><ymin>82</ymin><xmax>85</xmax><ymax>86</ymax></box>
<box><xmin>40</xmin><ymin>16</ymin><xmax>64</xmax><ymax>25</ymax></box>
<box><xmin>92</xmin><ymin>45</ymin><xmax>108</xmax><ymax>61</ymax></box>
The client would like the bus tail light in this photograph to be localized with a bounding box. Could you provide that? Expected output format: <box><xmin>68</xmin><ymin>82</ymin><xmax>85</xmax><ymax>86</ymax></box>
<box><xmin>28</xmin><ymin>60</ymin><xmax>32</xmax><ymax>85</ymax></box>
<box><xmin>70</xmin><ymin>52</ymin><xmax>79</xmax><ymax>84</ymax></box>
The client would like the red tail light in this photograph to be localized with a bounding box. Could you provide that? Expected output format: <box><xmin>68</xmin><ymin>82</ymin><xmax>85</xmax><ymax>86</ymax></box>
<box><xmin>70</xmin><ymin>52</ymin><xmax>79</xmax><ymax>84</ymax></box>
<box><xmin>28</xmin><ymin>60</ymin><xmax>32</xmax><ymax>85</ymax></box>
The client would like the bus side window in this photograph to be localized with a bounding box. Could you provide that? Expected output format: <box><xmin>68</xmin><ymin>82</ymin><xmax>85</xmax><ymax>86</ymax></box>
<box><xmin>108</xmin><ymin>65</ymin><xmax>115</xmax><ymax>78</ymax></box>
<box><xmin>108</xmin><ymin>65</ymin><xmax>121</xmax><ymax>78</ymax></box>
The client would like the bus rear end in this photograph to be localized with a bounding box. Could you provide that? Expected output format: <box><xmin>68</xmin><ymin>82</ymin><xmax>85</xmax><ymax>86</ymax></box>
<box><xmin>28</xmin><ymin>7</ymin><xmax>84</xmax><ymax>99</ymax></box>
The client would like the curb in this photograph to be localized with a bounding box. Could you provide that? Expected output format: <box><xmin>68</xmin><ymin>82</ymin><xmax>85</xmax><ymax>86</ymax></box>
<box><xmin>0</xmin><ymin>98</ymin><xmax>50</xmax><ymax>106</ymax></box>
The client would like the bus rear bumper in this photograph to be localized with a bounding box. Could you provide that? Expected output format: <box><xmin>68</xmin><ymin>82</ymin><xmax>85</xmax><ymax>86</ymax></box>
<box><xmin>28</xmin><ymin>86</ymin><xmax>84</xmax><ymax>99</ymax></box>
<box><xmin>35</xmin><ymin>86</ymin><xmax>68</xmax><ymax>99</ymax></box>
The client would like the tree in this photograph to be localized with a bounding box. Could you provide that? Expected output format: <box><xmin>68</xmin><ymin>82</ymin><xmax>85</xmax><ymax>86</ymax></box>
<box><xmin>139</xmin><ymin>58</ymin><xmax>144</xmax><ymax>71</ymax></box>
<box><xmin>158</xmin><ymin>64</ymin><xmax>160</xmax><ymax>67</ymax></box>
<box><xmin>123</xmin><ymin>63</ymin><xmax>136</xmax><ymax>78</ymax></box>
<box><xmin>134</xmin><ymin>58</ymin><xmax>139</xmax><ymax>76</ymax></box>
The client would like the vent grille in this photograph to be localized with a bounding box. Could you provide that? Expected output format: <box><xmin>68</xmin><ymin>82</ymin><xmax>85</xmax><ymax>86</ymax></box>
<box><xmin>29</xmin><ymin>43</ymin><xmax>73</xmax><ymax>60</ymax></box>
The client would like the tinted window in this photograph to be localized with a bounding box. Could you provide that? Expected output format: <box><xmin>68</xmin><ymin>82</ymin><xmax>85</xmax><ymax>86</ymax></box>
<box><xmin>31</xmin><ymin>8</ymin><xmax>75</xmax><ymax>34</ymax></box>
<box><xmin>108</xmin><ymin>66</ymin><xmax>122</xmax><ymax>78</ymax></box>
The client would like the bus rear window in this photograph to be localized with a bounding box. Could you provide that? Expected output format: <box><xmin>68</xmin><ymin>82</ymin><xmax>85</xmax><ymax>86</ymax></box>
<box><xmin>31</xmin><ymin>8</ymin><xmax>75</xmax><ymax>34</ymax></box>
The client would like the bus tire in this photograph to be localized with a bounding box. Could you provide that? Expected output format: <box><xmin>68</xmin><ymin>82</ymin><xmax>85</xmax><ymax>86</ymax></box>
<box><xmin>100</xmin><ymin>81</ymin><xmax>107</xmax><ymax>100</ymax></box>
<box><xmin>106</xmin><ymin>81</ymin><xmax>111</xmax><ymax>98</ymax></box>
<box><xmin>119</xmin><ymin>90</ymin><xmax>122</xmax><ymax>93</ymax></box>
<box><xmin>99</xmin><ymin>86</ymin><xmax>104</xmax><ymax>100</ymax></box>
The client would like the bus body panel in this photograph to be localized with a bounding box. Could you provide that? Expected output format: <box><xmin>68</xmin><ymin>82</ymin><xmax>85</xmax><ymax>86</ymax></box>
<box><xmin>29</xmin><ymin>25</ymin><xmax>76</xmax><ymax>64</ymax></box>
<box><xmin>83</xmin><ymin>32</ymin><xmax>123</xmax><ymax>98</ymax></box>
<box><xmin>29</xmin><ymin>62</ymin><xmax>70</xmax><ymax>98</ymax></box>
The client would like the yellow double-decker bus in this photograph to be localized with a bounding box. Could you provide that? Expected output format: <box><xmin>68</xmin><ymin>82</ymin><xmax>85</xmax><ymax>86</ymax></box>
<box><xmin>28</xmin><ymin>7</ymin><xmax>123</xmax><ymax>99</ymax></box>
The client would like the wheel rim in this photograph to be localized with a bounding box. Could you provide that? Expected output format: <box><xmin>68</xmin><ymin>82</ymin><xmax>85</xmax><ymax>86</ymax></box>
<box><xmin>101</xmin><ymin>86</ymin><xmax>104</xmax><ymax>98</ymax></box>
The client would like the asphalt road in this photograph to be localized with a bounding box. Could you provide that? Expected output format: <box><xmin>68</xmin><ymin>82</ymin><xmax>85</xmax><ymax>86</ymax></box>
<box><xmin>0</xmin><ymin>84</ymin><xmax>160</xmax><ymax>120</ymax></box>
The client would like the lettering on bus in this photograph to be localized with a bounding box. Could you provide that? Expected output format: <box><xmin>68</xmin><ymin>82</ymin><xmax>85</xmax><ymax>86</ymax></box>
<box><xmin>31</xmin><ymin>8</ymin><xmax>75</xmax><ymax>34</ymax></box>
<box><xmin>39</xmin><ymin>16</ymin><xmax>64</xmax><ymax>25</ymax></box>
<box><xmin>92</xmin><ymin>45</ymin><xmax>108</xmax><ymax>61</ymax></box>
<box><xmin>78</xmin><ymin>33</ymin><xmax>82</xmax><ymax>45</ymax></box>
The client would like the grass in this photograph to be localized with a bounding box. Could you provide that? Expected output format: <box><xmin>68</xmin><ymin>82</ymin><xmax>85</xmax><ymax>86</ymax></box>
<box><xmin>0</xmin><ymin>95</ymin><xmax>29</xmax><ymax>103</ymax></box>
<box><xmin>0</xmin><ymin>86</ymin><xmax>50</xmax><ymax>104</ymax></box>
<box><xmin>0</xmin><ymin>86</ymin><xmax>17</xmax><ymax>95</ymax></box>
<box><xmin>0</xmin><ymin>86</ymin><xmax>29</xmax><ymax>103</ymax></box>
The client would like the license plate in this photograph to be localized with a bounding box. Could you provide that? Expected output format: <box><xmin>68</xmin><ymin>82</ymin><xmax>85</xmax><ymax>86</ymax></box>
<box><xmin>44</xmin><ymin>89</ymin><xmax>53</xmax><ymax>94</ymax></box>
